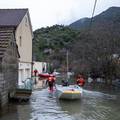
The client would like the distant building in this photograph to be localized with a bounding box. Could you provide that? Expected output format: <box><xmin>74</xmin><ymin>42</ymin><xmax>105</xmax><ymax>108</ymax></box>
<box><xmin>33</xmin><ymin>61</ymin><xmax>47</xmax><ymax>75</ymax></box>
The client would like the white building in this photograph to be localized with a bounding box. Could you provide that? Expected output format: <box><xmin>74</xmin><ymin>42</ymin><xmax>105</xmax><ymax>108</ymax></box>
<box><xmin>33</xmin><ymin>61</ymin><xmax>47</xmax><ymax>75</ymax></box>
<box><xmin>15</xmin><ymin>9</ymin><xmax>33</xmax><ymax>85</ymax></box>
<box><xmin>0</xmin><ymin>9</ymin><xmax>33</xmax><ymax>85</ymax></box>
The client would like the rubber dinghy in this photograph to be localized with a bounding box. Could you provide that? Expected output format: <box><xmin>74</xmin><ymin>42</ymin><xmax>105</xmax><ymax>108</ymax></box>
<box><xmin>55</xmin><ymin>84</ymin><xmax>83</xmax><ymax>100</ymax></box>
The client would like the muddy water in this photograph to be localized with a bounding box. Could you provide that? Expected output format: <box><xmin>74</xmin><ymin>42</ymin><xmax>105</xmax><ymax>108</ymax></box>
<box><xmin>0</xmin><ymin>88</ymin><xmax>120</xmax><ymax>120</ymax></box>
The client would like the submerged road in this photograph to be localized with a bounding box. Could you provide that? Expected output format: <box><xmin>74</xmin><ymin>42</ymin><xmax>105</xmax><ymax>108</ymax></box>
<box><xmin>0</xmin><ymin>87</ymin><xmax>120</xmax><ymax>120</ymax></box>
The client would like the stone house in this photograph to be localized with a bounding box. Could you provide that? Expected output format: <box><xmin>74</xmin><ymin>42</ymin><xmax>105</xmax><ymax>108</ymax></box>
<box><xmin>0</xmin><ymin>9</ymin><xmax>33</xmax><ymax>86</ymax></box>
<box><xmin>0</xmin><ymin>27</ymin><xmax>19</xmax><ymax>107</ymax></box>
<box><xmin>0</xmin><ymin>9</ymin><xmax>33</xmax><ymax>107</ymax></box>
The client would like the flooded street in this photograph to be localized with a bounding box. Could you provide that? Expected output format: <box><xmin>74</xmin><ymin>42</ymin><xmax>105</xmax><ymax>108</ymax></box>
<box><xmin>0</xmin><ymin>87</ymin><xmax>120</xmax><ymax>120</ymax></box>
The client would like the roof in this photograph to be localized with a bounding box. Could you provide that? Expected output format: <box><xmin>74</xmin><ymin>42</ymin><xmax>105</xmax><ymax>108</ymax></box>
<box><xmin>0</xmin><ymin>27</ymin><xmax>20</xmax><ymax>59</ymax></box>
<box><xmin>0</xmin><ymin>27</ymin><xmax>14</xmax><ymax>58</ymax></box>
<box><xmin>0</xmin><ymin>9</ymin><xmax>28</xmax><ymax>27</ymax></box>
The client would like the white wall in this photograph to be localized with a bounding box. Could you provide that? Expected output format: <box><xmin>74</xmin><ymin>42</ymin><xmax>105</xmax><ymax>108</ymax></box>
<box><xmin>16</xmin><ymin>12</ymin><xmax>32</xmax><ymax>62</ymax></box>
<box><xmin>18</xmin><ymin>62</ymin><xmax>31</xmax><ymax>85</ymax></box>
<box><xmin>33</xmin><ymin>61</ymin><xmax>47</xmax><ymax>75</ymax></box>
<box><xmin>15</xmin><ymin>11</ymin><xmax>33</xmax><ymax>85</ymax></box>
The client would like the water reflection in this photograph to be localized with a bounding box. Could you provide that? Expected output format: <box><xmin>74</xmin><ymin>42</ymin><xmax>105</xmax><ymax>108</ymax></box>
<box><xmin>30</xmin><ymin>89</ymin><xmax>73</xmax><ymax>120</ymax></box>
<box><xmin>17</xmin><ymin>104</ymin><xmax>32</xmax><ymax>120</ymax></box>
<box><xmin>58</xmin><ymin>89</ymin><xmax>120</xmax><ymax>120</ymax></box>
<box><xmin>0</xmin><ymin>104</ymin><xmax>19</xmax><ymax>120</ymax></box>
<box><xmin>58</xmin><ymin>100</ymin><xmax>83</xmax><ymax>115</ymax></box>
<box><xmin>0</xmin><ymin>88</ymin><xmax>120</xmax><ymax>120</ymax></box>
<box><xmin>0</xmin><ymin>103</ymin><xmax>31</xmax><ymax>120</ymax></box>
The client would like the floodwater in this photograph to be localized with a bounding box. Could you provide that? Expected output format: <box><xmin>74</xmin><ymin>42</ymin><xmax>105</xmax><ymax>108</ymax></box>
<box><xmin>0</xmin><ymin>87</ymin><xmax>120</xmax><ymax>120</ymax></box>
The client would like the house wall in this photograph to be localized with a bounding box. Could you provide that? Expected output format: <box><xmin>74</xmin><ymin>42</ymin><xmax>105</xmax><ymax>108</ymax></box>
<box><xmin>0</xmin><ymin>73</ymin><xmax>4</xmax><ymax>107</ymax></box>
<box><xmin>18</xmin><ymin>62</ymin><xmax>31</xmax><ymax>85</ymax></box>
<box><xmin>15</xmin><ymin>12</ymin><xmax>32</xmax><ymax>62</ymax></box>
<box><xmin>0</xmin><ymin>37</ymin><xmax>18</xmax><ymax>107</ymax></box>
<box><xmin>15</xmin><ymin>11</ymin><xmax>33</xmax><ymax>84</ymax></box>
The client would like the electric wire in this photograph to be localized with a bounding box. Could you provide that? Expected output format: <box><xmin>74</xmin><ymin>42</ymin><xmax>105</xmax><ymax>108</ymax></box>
<box><xmin>89</xmin><ymin>0</ymin><xmax>98</xmax><ymax>30</ymax></box>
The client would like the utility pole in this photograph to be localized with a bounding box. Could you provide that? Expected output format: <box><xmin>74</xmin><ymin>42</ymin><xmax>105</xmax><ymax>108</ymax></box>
<box><xmin>66</xmin><ymin>50</ymin><xmax>69</xmax><ymax>80</ymax></box>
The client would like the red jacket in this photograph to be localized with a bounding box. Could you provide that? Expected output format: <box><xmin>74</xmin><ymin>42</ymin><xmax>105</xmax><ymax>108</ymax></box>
<box><xmin>76</xmin><ymin>78</ymin><xmax>85</xmax><ymax>86</ymax></box>
<box><xmin>47</xmin><ymin>76</ymin><xmax>56</xmax><ymax>84</ymax></box>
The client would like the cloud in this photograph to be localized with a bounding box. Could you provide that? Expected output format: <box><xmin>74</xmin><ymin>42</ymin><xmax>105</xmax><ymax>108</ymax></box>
<box><xmin>0</xmin><ymin>0</ymin><xmax>120</xmax><ymax>30</ymax></box>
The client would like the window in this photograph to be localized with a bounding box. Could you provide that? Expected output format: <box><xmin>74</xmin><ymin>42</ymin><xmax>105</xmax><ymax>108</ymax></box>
<box><xmin>19</xmin><ymin>36</ymin><xmax>22</xmax><ymax>47</ymax></box>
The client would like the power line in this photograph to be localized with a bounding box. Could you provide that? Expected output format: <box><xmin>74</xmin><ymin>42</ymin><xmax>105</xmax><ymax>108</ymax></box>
<box><xmin>92</xmin><ymin>0</ymin><xmax>98</xmax><ymax>19</ymax></box>
<box><xmin>89</xmin><ymin>0</ymin><xmax>98</xmax><ymax>29</ymax></box>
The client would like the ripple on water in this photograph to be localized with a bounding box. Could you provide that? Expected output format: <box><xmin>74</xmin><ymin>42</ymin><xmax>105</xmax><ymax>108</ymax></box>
<box><xmin>70</xmin><ymin>89</ymin><xmax>119</xmax><ymax>120</ymax></box>
<box><xmin>30</xmin><ymin>89</ymin><xmax>73</xmax><ymax>120</ymax></box>
<box><xmin>0</xmin><ymin>87</ymin><xmax>120</xmax><ymax>120</ymax></box>
<box><xmin>30</xmin><ymin>88</ymin><xmax>120</xmax><ymax>120</ymax></box>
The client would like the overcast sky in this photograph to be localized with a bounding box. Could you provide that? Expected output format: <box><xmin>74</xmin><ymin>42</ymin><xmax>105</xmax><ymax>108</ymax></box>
<box><xmin>0</xmin><ymin>0</ymin><xmax>120</xmax><ymax>30</ymax></box>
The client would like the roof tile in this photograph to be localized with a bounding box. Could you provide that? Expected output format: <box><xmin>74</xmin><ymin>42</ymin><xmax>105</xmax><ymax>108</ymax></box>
<box><xmin>0</xmin><ymin>9</ymin><xmax>28</xmax><ymax>26</ymax></box>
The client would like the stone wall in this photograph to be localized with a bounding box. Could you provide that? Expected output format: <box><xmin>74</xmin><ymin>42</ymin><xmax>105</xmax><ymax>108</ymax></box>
<box><xmin>0</xmin><ymin>73</ymin><xmax>4</xmax><ymax>107</ymax></box>
<box><xmin>0</xmin><ymin>28</ymin><xmax>18</xmax><ymax>108</ymax></box>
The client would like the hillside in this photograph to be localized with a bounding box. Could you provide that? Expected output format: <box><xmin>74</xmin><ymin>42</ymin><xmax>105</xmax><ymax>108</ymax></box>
<box><xmin>33</xmin><ymin>25</ymin><xmax>78</xmax><ymax>71</ymax></box>
<box><xmin>69</xmin><ymin>17</ymin><xmax>90</xmax><ymax>30</ymax></box>
<box><xmin>70</xmin><ymin>7</ymin><xmax>120</xmax><ymax>78</ymax></box>
<box><xmin>33</xmin><ymin>7</ymin><xmax>120</xmax><ymax>80</ymax></box>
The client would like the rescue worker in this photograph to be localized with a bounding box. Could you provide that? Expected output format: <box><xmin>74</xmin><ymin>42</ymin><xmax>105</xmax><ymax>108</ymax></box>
<box><xmin>34</xmin><ymin>69</ymin><xmax>38</xmax><ymax>84</ymax></box>
<box><xmin>46</xmin><ymin>74</ymin><xmax>56</xmax><ymax>91</ymax></box>
<box><xmin>34</xmin><ymin>69</ymin><xmax>38</xmax><ymax>76</ymax></box>
<box><xmin>62</xmin><ymin>80</ymin><xmax>69</xmax><ymax>86</ymax></box>
<box><xmin>76</xmin><ymin>74</ymin><xmax>85</xmax><ymax>87</ymax></box>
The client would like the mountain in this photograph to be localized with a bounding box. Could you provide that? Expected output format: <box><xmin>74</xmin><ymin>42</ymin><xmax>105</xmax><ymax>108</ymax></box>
<box><xmin>69</xmin><ymin>7</ymin><xmax>120</xmax><ymax>30</ymax></box>
<box><xmin>33</xmin><ymin>7</ymin><xmax>120</xmax><ymax>78</ymax></box>
<box><xmin>69</xmin><ymin>17</ymin><xmax>90</xmax><ymax>30</ymax></box>
<box><xmin>70</xmin><ymin>7</ymin><xmax>120</xmax><ymax>77</ymax></box>
<box><xmin>33</xmin><ymin>25</ymin><xmax>78</xmax><ymax>63</ymax></box>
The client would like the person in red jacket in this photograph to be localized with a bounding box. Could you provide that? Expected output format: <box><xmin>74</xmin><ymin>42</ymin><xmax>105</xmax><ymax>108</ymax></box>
<box><xmin>46</xmin><ymin>75</ymin><xmax>56</xmax><ymax>91</ymax></box>
<box><xmin>34</xmin><ymin>69</ymin><xmax>38</xmax><ymax>84</ymax></box>
<box><xmin>76</xmin><ymin>74</ymin><xmax>85</xmax><ymax>87</ymax></box>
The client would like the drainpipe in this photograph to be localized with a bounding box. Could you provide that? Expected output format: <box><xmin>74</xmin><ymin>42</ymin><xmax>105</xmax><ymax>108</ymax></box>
<box><xmin>31</xmin><ymin>37</ymin><xmax>34</xmax><ymax>79</ymax></box>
